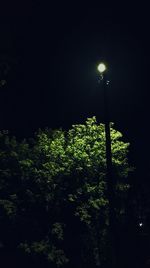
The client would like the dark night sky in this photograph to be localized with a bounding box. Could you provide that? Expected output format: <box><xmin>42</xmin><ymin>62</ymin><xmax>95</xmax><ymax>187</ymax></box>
<box><xmin>0</xmin><ymin>2</ymin><xmax>150</xmax><ymax>174</ymax></box>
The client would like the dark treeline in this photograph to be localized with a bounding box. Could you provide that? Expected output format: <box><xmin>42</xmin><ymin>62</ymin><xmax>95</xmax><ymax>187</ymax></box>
<box><xmin>0</xmin><ymin>117</ymin><xmax>147</xmax><ymax>268</ymax></box>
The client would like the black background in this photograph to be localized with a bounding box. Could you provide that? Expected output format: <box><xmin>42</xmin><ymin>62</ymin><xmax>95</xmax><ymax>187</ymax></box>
<box><xmin>0</xmin><ymin>2</ymin><xmax>150</xmax><ymax>175</ymax></box>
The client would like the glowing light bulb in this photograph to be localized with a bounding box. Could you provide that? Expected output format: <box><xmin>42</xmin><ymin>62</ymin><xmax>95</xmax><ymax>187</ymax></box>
<box><xmin>97</xmin><ymin>63</ymin><xmax>106</xmax><ymax>73</ymax></box>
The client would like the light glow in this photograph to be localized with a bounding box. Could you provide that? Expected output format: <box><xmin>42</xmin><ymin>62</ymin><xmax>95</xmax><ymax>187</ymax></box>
<box><xmin>97</xmin><ymin>63</ymin><xmax>106</xmax><ymax>73</ymax></box>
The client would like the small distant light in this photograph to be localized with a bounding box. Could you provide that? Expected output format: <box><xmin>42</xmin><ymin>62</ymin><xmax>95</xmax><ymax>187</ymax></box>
<box><xmin>139</xmin><ymin>222</ymin><xmax>143</xmax><ymax>227</ymax></box>
<box><xmin>97</xmin><ymin>63</ymin><xmax>106</xmax><ymax>73</ymax></box>
<box><xmin>0</xmin><ymin>80</ymin><xmax>6</xmax><ymax>86</ymax></box>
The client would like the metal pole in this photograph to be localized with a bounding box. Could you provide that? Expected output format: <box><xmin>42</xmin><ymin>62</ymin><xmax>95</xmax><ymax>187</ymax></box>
<box><xmin>102</xmin><ymin>73</ymin><xmax>116</xmax><ymax>267</ymax></box>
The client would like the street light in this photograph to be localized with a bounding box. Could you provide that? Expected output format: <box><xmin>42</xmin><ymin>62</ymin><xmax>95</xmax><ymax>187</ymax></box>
<box><xmin>97</xmin><ymin>62</ymin><xmax>116</xmax><ymax>267</ymax></box>
<box><xmin>97</xmin><ymin>62</ymin><xmax>107</xmax><ymax>74</ymax></box>
<box><xmin>97</xmin><ymin>62</ymin><xmax>112</xmax><ymax>182</ymax></box>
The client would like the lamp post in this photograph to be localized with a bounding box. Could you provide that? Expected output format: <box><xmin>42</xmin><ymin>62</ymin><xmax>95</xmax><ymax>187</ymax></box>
<box><xmin>97</xmin><ymin>63</ymin><xmax>116</xmax><ymax>267</ymax></box>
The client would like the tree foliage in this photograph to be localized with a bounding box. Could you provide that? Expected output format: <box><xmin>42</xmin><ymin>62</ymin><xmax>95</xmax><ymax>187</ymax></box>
<box><xmin>0</xmin><ymin>117</ymin><xmax>131</xmax><ymax>267</ymax></box>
